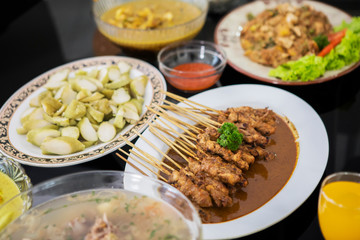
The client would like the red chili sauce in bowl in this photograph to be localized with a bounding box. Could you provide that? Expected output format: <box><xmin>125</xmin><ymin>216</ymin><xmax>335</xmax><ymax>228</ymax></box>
<box><xmin>168</xmin><ymin>62</ymin><xmax>220</xmax><ymax>91</ymax></box>
<box><xmin>158</xmin><ymin>40</ymin><xmax>227</xmax><ymax>92</ymax></box>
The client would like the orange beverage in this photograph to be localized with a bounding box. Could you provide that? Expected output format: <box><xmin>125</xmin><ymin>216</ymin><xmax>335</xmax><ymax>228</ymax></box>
<box><xmin>318</xmin><ymin>172</ymin><xmax>360</xmax><ymax>240</ymax></box>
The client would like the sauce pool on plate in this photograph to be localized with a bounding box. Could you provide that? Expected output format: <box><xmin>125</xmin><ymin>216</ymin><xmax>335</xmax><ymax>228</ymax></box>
<box><xmin>165</xmin><ymin>114</ymin><xmax>298</xmax><ymax>223</ymax></box>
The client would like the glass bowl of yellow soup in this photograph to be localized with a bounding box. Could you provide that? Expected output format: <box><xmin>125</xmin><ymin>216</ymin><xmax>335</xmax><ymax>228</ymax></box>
<box><xmin>0</xmin><ymin>155</ymin><xmax>32</xmax><ymax>231</ymax></box>
<box><xmin>92</xmin><ymin>0</ymin><xmax>208</xmax><ymax>51</ymax></box>
<box><xmin>0</xmin><ymin>170</ymin><xmax>202</xmax><ymax>239</ymax></box>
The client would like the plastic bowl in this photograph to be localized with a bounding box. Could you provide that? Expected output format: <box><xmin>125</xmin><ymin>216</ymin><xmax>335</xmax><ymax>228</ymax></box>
<box><xmin>0</xmin><ymin>170</ymin><xmax>202</xmax><ymax>239</ymax></box>
<box><xmin>92</xmin><ymin>0</ymin><xmax>208</xmax><ymax>51</ymax></box>
<box><xmin>158</xmin><ymin>40</ymin><xmax>227</xmax><ymax>92</ymax></box>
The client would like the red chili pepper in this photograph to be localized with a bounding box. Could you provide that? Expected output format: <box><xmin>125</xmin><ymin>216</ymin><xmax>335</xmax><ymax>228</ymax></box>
<box><xmin>327</xmin><ymin>28</ymin><xmax>347</xmax><ymax>42</ymax></box>
<box><xmin>318</xmin><ymin>29</ymin><xmax>347</xmax><ymax>57</ymax></box>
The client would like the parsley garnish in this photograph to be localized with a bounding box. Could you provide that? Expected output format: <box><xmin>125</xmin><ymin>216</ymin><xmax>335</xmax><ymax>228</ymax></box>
<box><xmin>313</xmin><ymin>34</ymin><xmax>330</xmax><ymax>51</ymax></box>
<box><xmin>217</xmin><ymin>122</ymin><xmax>243</xmax><ymax>151</ymax></box>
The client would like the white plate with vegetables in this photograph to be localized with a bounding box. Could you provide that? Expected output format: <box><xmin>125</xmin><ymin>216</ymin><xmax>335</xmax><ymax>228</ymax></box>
<box><xmin>214</xmin><ymin>1</ymin><xmax>360</xmax><ymax>85</ymax></box>
<box><xmin>0</xmin><ymin>56</ymin><xmax>166</xmax><ymax>167</ymax></box>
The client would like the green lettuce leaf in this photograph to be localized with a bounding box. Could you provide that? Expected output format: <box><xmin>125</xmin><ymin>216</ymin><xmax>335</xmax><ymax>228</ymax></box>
<box><xmin>334</xmin><ymin>16</ymin><xmax>360</xmax><ymax>34</ymax></box>
<box><xmin>325</xmin><ymin>30</ymin><xmax>360</xmax><ymax>70</ymax></box>
<box><xmin>269</xmin><ymin>25</ymin><xmax>360</xmax><ymax>82</ymax></box>
<box><xmin>269</xmin><ymin>55</ymin><xmax>327</xmax><ymax>81</ymax></box>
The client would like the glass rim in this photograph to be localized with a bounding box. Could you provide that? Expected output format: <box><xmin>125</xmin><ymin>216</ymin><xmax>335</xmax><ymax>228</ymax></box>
<box><xmin>158</xmin><ymin>40</ymin><xmax>227</xmax><ymax>74</ymax></box>
<box><xmin>0</xmin><ymin>170</ymin><xmax>202</xmax><ymax>238</ymax></box>
<box><xmin>92</xmin><ymin>0</ymin><xmax>209</xmax><ymax>33</ymax></box>
<box><xmin>321</xmin><ymin>171</ymin><xmax>360</xmax><ymax>189</ymax></box>
<box><xmin>0</xmin><ymin>170</ymin><xmax>200</xmax><ymax>218</ymax></box>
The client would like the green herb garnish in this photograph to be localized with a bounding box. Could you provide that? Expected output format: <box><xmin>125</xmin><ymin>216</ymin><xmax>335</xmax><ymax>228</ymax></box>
<box><xmin>217</xmin><ymin>122</ymin><xmax>243</xmax><ymax>151</ymax></box>
<box><xmin>313</xmin><ymin>34</ymin><xmax>330</xmax><ymax>50</ymax></box>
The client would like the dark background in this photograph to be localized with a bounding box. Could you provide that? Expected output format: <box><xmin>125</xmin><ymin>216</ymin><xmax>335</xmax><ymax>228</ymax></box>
<box><xmin>1</xmin><ymin>1</ymin><xmax>360</xmax><ymax>239</ymax></box>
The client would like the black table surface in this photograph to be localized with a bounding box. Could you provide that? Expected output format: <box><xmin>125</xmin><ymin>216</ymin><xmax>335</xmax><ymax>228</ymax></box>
<box><xmin>1</xmin><ymin>0</ymin><xmax>360</xmax><ymax>239</ymax></box>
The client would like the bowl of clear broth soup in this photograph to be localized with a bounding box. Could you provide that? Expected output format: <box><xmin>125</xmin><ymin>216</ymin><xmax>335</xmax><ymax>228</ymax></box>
<box><xmin>0</xmin><ymin>170</ymin><xmax>202</xmax><ymax>240</ymax></box>
<box><xmin>92</xmin><ymin>0</ymin><xmax>208</xmax><ymax>51</ymax></box>
<box><xmin>158</xmin><ymin>40</ymin><xmax>227</xmax><ymax>92</ymax></box>
<box><xmin>0</xmin><ymin>155</ymin><xmax>32</xmax><ymax>231</ymax></box>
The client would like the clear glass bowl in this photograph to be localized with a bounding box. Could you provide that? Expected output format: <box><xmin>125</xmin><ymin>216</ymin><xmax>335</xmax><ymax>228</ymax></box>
<box><xmin>0</xmin><ymin>155</ymin><xmax>32</xmax><ymax>231</ymax></box>
<box><xmin>0</xmin><ymin>155</ymin><xmax>32</xmax><ymax>193</ymax></box>
<box><xmin>92</xmin><ymin>0</ymin><xmax>208</xmax><ymax>51</ymax></box>
<box><xmin>158</xmin><ymin>40</ymin><xmax>227</xmax><ymax>92</ymax></box>
<box><xmin>0</xmin><ymin>170</ymin><xmax>202</xmax><ymax>239</ymax></box>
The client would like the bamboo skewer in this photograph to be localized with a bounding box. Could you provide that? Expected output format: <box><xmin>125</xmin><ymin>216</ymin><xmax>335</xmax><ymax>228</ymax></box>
<box><xmin>150</xmin><ymin>123</ymin><xmax>197</xmax><ymax>156</ymax></box>
<box><xmin>129</xmin><ymin>149</ymin><xmax>172</xmax><ymax>176</ymax></box>
<box><xmin>162</xmin><ymin>104</ymin><xmax>215</xmax><ymax>130</ymax></box>
<box><xmin>151</xmin><ymin>122</ymin><xmax>197</xmax><ymax>142</ymax></box>
<box><xmin>117</xmin><ymin>144</ymin><xmax>170</xmax><ymax>175</ymax></box>
<box><xmin>149</xmin><ymin>126</ymin><xmax>197</xmax><ymax>161</ymax></box>
<box><xmin>116</xmin><ymin>150</ymin><xmax>167</xmax><ymax>181</ymax></box>
<box><xmin>150</xmin><ymin>115</ymin><xmax>197</xmax><ymax>143</ymax></box>
<box><xmin>151</xmin><ymin>104</ymin><xmax>204</xmax><ymax>133</ymax></box>
<box><xmin>147</xmin><ymin>106</ymin><xmax>199</xmax><ymax>137</ymax></box>
<box><xmin>115</xmin><ymin>151</ymin><xmax>148</xmax><ymax>177</ymax></box>
<box><xmin>132</xmin><ymin>129</ymin><xmax>182</xmax><ymax>170</ymax></box>
<box><xmin>162</xmin><ymin>99</ymin><xmax>221</xmax><ymax>128</ymax></box>
<box><xmin>162</xmin><ymin>90</ymin><xmax>222</xmax><ymax>114</ymax></box>
<box><xmin>117</xmin><ymin>134</ymin><xmax>172</xmax><ymax>173</ymax></box>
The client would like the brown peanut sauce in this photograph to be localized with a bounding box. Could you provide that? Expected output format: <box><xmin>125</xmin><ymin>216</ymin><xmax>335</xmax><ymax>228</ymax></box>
<box><xmin>162</xmin><ymin>114</ymin><xmax>298</xmax><ymax>223</ymax></box>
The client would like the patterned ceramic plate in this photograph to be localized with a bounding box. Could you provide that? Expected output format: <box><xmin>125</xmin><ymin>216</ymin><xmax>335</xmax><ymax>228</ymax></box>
<box><xmin>214</xmin><ymin>1</ymin><xmax>359</xmax><ymax>85</ymax></box>
<box><xmin>0</xmin><ymin>56</ymin><xmax>166</xmax><ymax>167</ymax></box>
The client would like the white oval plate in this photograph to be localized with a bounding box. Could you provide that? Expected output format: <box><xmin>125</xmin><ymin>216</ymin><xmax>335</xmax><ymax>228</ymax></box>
<box><xmin>214</xmin><ymin>1</ymin><xmax>359</xmax><ymax>85</ymax></box>
<box><xmin>125</xmin><ymin>84</ymin><xmax>329</xmax><ymax>239</ymax></box>
<box><xmin>0</xmin><ymin>56</ymin><xmax>166</xmax><ymax>167</ymax></box>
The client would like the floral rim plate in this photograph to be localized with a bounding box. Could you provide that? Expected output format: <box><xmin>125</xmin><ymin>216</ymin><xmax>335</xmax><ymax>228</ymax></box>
<box><xmin>214</xmin><ymin>0</ymin><xmax>359</xmax><ymax>85</ymax></box>
<box><xmin>0</xmin><ymin>56</ymin><xmax>166</xmax><ymax>167</ymax></box>
<box><xmin>125</xmin><ymin>84</ymin><xmax>329</xmax><ymax>239</ymax></box>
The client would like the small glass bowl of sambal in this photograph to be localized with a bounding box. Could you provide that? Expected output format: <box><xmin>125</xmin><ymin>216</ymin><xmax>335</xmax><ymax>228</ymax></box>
<box><xmin>158</xmin><ymin>40</ymin><xmax>227</xmax><ymax>92</ymax></box>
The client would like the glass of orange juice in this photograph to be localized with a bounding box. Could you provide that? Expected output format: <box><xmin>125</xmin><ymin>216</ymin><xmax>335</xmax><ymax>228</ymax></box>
<box><xmin>318</xmin><ymin>172</ymin><xmax>360</xmax><ymax>240</ymax></box>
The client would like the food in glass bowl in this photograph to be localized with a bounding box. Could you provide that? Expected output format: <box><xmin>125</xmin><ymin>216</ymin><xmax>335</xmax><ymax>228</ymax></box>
<box><xmin>158</xmin><ymin>40</ymin><xmax>226</xmax><ymax>92</ymax></box>
<box><xmin>0</xmin><ymin>156</ymin><xmax>31</xmax><ymax>231</ymax></box>
<box><xmin>93</xmin><ymin>0</ymin><xmax>208</xmax><ymax>51</ymax></box>
<box><xmin>0</xmin><ymin>171</ymin><xmax>202</xmax><ymax>239</ymax></box>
